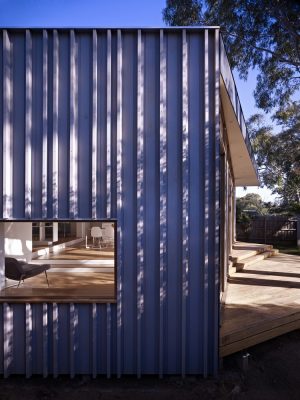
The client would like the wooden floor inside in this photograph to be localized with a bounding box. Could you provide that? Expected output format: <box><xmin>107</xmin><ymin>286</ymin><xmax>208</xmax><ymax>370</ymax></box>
<box><xmin>0</xmin><ymin>271</ymin><xmax>115</xmax><ymax>303</ymax></box>
<box><xmin>35</xmin><ymin>245</ymin><xmax>114</xmax><ymax>261</ymax></box>
<box><xmin>220</xmin><ymin>250</ymin><xmax>300</xmax><ymax>357</ymax></box>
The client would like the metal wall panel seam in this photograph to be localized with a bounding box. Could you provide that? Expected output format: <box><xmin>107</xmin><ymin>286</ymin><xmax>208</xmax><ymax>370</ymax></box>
<box><xmin>116</xmin><ymin>29</ymin><xmax>123</xmax><ymax>378</ymax></box>
<box><xmin>69</xmin><ymin>303</ymin><xmax>75</xmax><ymax>378</ymax></box>
<box><xmin>25</xmin><ymin>30</ymin><xmax>32</xmax><ymax>218</ymax></box>
<box><xmin>159</xmin><ymin>29</ymin><xmax>167</xmax><ymax>379</ymax></box>
<box><xmin>92</xmin><ymin>30</ymin><xmax>98</xmax><ymax>219</ymax></box>
<box><xmin>0</xmin><ymin>223</ymin><xmax>4</xmax><ymax>289</ymax></box>
<box><xmin>106</xmin><ymin>30</ymin><xmax>112</xmax><ymax>218</ymax></box>
<box><xmin>136</xmin><ymin>29</ymin><xmax>144</xmax><ymax>379</ymax></box>
<box><xmin>203</xmin><ymin>29</ymin><xmax>209</xmax><ymax>378</ymax></box>
<box><xmin>42</xmin><ymin>31</ymin><xmax>48</xmax><ymax>219</ymax></box>
<box><xmin>3</xmin><ymin>30</ymin><xmax>13</xmax><ymax>219</ymax></box>
<box><xmin>42</xmin><ymin>303</ymin><xmax>48</xmax><ymax>378</ymax></box>
<box><xmin>25</xmin><ymin>303</ymin><xmax>32</xmax><ymax>378</ymax></box>
<box><xmin>52</xmin><ymin>303</ymin><xmax>58</xmax><ymax>378</ymax></box>
<box><xmin>69</xmin><ymin>30</ymin><xmax>78</xmax><ymax>219</ymax></box>
<box><xmin>106</xmin><ymin>303</ymin><xmax>111</xmax><ymax>378</ymax></box>
<box><xmin>214</xmin><ymin>29</ymin><xmax>220</xmax><ymax>375</ymax></box>
<box><xmin>181</xmin><ymin>29</ymin><xmax>189</xmax><ymax>378</ymax></box>
<box><xmin>52</xmin><ymin>30</ymin><xmax>59</xmax><ymax>218</ymax></box>
<box><xmin>92</xmin><ymin>303</ymin><xmax>97</xmax><ymax>378</ymax></box>
<box><xmin>3</xmin><ymin>303</ymin><xmax>13</xmax><ymax>378</ymax></box>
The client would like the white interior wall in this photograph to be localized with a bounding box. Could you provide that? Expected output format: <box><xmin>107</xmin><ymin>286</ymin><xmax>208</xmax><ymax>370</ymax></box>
<box><xmin>53</xmin><ymin>222</ymin><xmax>58</xmax><ymax>242</ymax></box>
<box><xmin>4</xmin><ymin>222</ymin><xmax>33</xmax><ymax>262</ymax></box>
<box><xmin>76</xmin><ymin>222</ymin><xmax>91</xmax><ymax>238</ymax></box>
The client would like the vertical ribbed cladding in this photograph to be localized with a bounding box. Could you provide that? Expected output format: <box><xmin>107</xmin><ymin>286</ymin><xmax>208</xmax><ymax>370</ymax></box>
<box><xmin>0</xmin><ymin>28</ymin><xmax>222</xmax><ymax>376</ymax></box>
<box><xmin>42</xmin><ymin>303</ymin><xmax>48</xmax><ymax>377</ymax></box>
<box><xmin>166</xmin><ymin>30</ymin><xmax>183</xmax><ymax>375</ymax></box>
<box><xmin>77</xmin><ymin>32</ymin><xmax>92</xmax><ymax>218</ymax></box>
<box><xmin>204</xmin><ymin>29</ymin><xmax>220</xmax><ymax>375</ymax></box>
<box><xmin>106</xmin><ymin>30</ymin><xmax>112</xmax><ymax>218</ymax></box>
<box><xmin>136</xmin><ymin>29</ymin><xmax>144</xmax><ymax>379</ymax></box>
<box><xmin>69</xmin><ymin>303</ymin><xmax>75</xmax><ymax>378</ymax></box>
<box><xmin>3</xmin><ymin>30</ymin><xmax>13</xmax><ymax>218</ymax></box>
<box><xmin>52</xmin><ymin>30</ymin><xmax>59</xmax><ymax>218</ymax></box>
<box><xmin>181</xmin><ymin>29</ymin><xmax>189</xmax><ymax>378</ymax></box>
<box><xmin>203</xmin><ymin>29</ymin><xmax>210</xmax><ymax>377</ymax></box>
<box><xmin>3</xmin><ymin>303</ymin><xmax>13</xmax><ymax>377</ymax></box>
<box><xmin>116</xmin><ymin>29</ymin><xmax>123</xmax><ymax>378</ymax></box>
<box><xmin>12</xmin><ymin>32</ymin><xmax>26</xmax><ymax>217</ymax></box>
<box><xmin>207</xmin><ymin>28</ymin><xmax>220</xmax><ymax>374</ymax></box>
<box><xmin>186</xmin><ymin>30</ymin><xmax>204</xmax><ymax>374</ymax></box>
<box><xmin>25</xmin><ymin>303</ymin><xmax>32</xmax><ymax>378</ymax></box>
<box><xmin>0</xmin><ymin>33</ymin><xmax>3</xmax><ymax>218</ymax></box>
<box><xmin>159</xmin><ymin>29</ymin><xmax>167</xmax><ymax>378</ymax></box>
<box><xmin>30</xmin><ymin>31</ymin><xmax>44</xmax><ymax>218</ymax></box>
<box><xmin>69</xmin><ymin>30</ymin><xmax>78</xmax><ymax>219</ymax></box>
<box><xmin>57</xmin><ymin>31</ymin><xmax>70</xmax><ymax>218</ymax></box>
<box><xmin>25</xmin><ymin>30</ymin><xmax>32</xmax><ymax>219</ymax></box>
<box><xmin>42</xmin><ymin>31</ymin><xmax>48</xmax><ymax>219</ymax></box>
<box><xmin>106</xmin><ymin>303</ymin><xmax>112</xmax><ymax>378</ymax></box>
<box><xmin>0</xmin><ymin>304</ymin><xmax>3</xmax><ymax>374</ymax></box>
<box><xmin>121</xmin><ymin>30</ymin><xmax>138</xmax><ymax>375</ymax></box>
<box><xmin>213</xmin><ymin>28</ymin><xmax>220</xmax><ymax>375</ymax></box>
<box><xmin>0</xmin><ymin>223</ymin><xmax>4</xmax><ymax>289</ymax></box>
<box><xmin>91</xmin><ymin>30</ymin><xmax>98</xmax><ymax>219</ymax></box>
<box><xmin>143</xmin><ymin>30</ymin><xmax>160</xmax><ymax>374</ymax></box>
<box><xmin>50</xmin><ymin>303</ymin><xmax>58</xmax><ymax>377</ymax></box>
<box><xmin>91</xmin><ymin>303</ymin><xmax>97</xmax><ymax>378</ymax></box>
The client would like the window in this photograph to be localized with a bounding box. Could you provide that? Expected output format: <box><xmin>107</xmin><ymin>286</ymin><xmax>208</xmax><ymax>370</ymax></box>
<box><xmin>0</xmin><ymin>220</ymin><xmax>116</xmax><ymax>302</ymax></box>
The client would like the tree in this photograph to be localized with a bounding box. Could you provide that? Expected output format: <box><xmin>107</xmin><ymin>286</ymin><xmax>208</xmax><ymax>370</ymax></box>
<box><xmin>162</xmin><ymin>0</ymin><xmax>300</xmax><ymax>114</ymax></box>
<box><xmin>248</xmin><ymin>107</ymin><xmax>300</xmax><ymax>210</ymax></box>
<box><xmin>162</xmin><ymin>0</ymin><xmax>202</xmax><ymax>26</ymax></box>
<box><xmin>236</xmin><ymin>193</ymin><xmax>269</xmax><ymax>222</ymax></box>
<box><xmin>163</xmin><ymin>0</ymin><xmax>300</xmax><ymax>212</ymax></box>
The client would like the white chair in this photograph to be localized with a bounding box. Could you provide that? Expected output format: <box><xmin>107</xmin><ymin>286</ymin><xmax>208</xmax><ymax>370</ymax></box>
<box><xmin>91</xmin><ymin>226</ymin><xmax>102</xmax><ymax>248</ymax></box>
<box><xmin>101</xmin><ymin>224</ymin><xmax>114</xmax><ymax>247</ymax></box>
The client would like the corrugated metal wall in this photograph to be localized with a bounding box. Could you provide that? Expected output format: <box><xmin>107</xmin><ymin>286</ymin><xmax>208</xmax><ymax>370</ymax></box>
<box><xmin>0</xmin><ymin>28</ymin><xmax>220</xmax><ymax>376</ymax></box>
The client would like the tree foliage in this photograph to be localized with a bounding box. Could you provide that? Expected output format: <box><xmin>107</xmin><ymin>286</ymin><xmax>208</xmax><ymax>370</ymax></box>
<box><xmin>163</xmin><ymin>0</ymin><xmax>202</xmax><ymax>26</ymax></box>
<box><xmin>236</xmin><ymin>193</ymin><xmax>269</xmax><ymax>222</ymax></box>
<box><xmin>248</xmin><ymin>106</ymin><xmax>300</xmax><ymax>209</ymax></box>
<box><xmin>163</xmin><ymin>0</ymin><xmax>300</xmax><ymax>211</ymax></box>
<box><xmin>162</xmin><ymin>0</ymin><xmax>300</xmax><ymax>113</ymax></box>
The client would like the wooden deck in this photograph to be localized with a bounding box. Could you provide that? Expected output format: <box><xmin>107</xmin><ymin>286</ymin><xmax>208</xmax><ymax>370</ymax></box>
<box><xmin>220</xmin><ymin>250</ymin><xmax>300</xmax><ymax>357</ymax></box>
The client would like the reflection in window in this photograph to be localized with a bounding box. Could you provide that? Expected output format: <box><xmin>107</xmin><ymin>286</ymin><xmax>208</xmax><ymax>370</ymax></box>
<box><xmin>1</xmin><ymin>221</ymin><xmax>116</xmax><ymax>301</ymax></box>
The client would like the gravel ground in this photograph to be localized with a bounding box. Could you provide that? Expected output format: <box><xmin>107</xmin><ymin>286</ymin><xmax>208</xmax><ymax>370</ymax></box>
<box><xmin>1</xmin><ymin>330</ymin><xmax>300</xmax><ymax>400</ymax></box>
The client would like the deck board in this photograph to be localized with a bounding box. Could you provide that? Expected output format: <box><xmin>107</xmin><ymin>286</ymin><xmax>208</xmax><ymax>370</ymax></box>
<box><xmin>220</xmin><ymin>252</ymin><xmax>300</xmax><ymax>357</ymax></box>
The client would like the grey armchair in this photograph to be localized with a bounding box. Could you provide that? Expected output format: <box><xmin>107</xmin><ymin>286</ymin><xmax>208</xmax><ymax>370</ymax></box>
<box><xmin>5</xmin><ymin>257</ymin><xmax>50</xmax><ymax>288</ymax></box>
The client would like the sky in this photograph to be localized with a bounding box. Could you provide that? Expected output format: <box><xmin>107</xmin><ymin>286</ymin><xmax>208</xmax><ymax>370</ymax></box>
<box><xmin>0</xmin><ymin>0</ymin><xmax>277</xmax><ymax>202</ymax></box>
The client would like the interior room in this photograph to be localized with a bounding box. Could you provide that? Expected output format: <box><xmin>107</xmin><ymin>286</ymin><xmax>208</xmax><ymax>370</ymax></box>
<box><xmin>0</xmin><ymin>221</ymin><xmax>116</xmax><ymax>301</ymax></box>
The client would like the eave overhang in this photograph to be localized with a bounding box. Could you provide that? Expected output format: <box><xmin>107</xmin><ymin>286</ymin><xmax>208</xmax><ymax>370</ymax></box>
<box><xmin>220</xmin><ymin>37</ymin><xmax>259</xmax><ymax>187</ymax></box>
<box><xmin>220</xmin><ymin>77</ymin><xmax>259</xmax><ymax>186</ymax></box>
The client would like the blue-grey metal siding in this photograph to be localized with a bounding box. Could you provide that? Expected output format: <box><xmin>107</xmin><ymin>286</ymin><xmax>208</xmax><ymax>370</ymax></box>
<box><xmin>0</xmin><ymin>28</ymin><xmax>220</xmax><ymax>376</ymax></box>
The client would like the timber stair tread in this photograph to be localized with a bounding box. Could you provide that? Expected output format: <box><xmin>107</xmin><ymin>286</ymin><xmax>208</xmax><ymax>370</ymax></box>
<box><xmin>229</xmin><ymin>243</ymin><xmax>279</xmax><ymax>273</ymax></box>
<box><xmin>230</xmin><ymin>244</ymin><xmax>273</xmax><ymax>263</ymax></box>
<box><xmin>235</xmin><ymin>249</ymin><xmax>279</xmax><ymax>271</ymax></box>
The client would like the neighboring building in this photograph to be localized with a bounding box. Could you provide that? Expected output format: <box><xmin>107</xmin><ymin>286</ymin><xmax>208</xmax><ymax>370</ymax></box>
<box><xmin>0</xmin><ymin>27</ymin><xmax>258</xmax><ymax>376</ymax></box>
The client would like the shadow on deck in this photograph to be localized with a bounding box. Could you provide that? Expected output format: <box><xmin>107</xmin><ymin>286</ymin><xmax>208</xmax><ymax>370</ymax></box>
<box><xmin>220</xmin><ymin>246</ymin><xmax>300</xmax><ymax>357</ymax></box>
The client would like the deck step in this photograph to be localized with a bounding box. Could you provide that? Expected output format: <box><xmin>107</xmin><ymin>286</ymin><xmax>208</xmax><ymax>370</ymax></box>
<box><xmin>230</xmin><ymin>245</ymin><xmax>273</xmax><ymax>263</ymax></box>
<box><xmin>235</xmin><ymin>249</ymin><xmax>279</xmax><ymax>272</ymax></box>
<box><xmin>232</xmin><ymin>243</ymin><xmax>273</xmax><ymax>251</ymax></box>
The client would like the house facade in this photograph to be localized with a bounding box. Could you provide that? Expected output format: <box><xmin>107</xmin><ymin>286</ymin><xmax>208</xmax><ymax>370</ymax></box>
<box><xmin>0</xmin><ymin>27</ymin><xmax>258</xmax><ymax>376</ymax></box>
